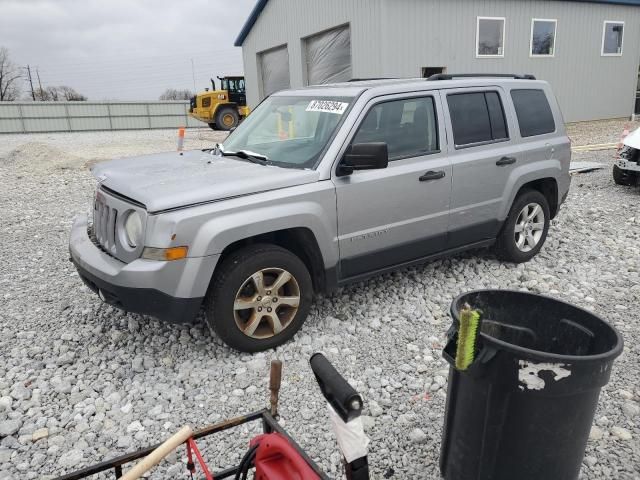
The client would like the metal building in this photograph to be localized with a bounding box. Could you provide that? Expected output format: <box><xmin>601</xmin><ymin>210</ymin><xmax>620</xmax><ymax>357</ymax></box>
<box><xmin>234</xmin><ymin>0</ymin><xmax>640</xmax><ymax>122</ymax></box>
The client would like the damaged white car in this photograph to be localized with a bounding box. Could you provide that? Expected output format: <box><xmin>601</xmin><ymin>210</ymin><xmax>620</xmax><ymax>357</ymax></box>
<box><xmin>615</xmin><ymin>127</ymin><xmax>640</xmax><ymax>186</ymax></box>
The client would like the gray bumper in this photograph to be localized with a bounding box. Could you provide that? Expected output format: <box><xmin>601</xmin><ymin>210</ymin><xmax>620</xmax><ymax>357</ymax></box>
<box><xmin>69</xmin><ymin>214</ymin><xmax>219</xmax><ymax>323</ymax></box>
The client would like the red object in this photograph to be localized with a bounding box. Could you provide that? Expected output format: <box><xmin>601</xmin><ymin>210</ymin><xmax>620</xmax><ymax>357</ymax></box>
<box><xmin>250</xmin><ymin>433</ymin><xmax>321</xmax><ymax>480</ymax></box>
<box><xmin>186</xmin><ymin>437</ymin><xmax>214</xmax><ymax>480</ymax></box>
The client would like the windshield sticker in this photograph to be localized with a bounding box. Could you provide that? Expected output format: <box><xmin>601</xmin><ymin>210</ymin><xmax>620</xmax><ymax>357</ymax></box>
<box><xmin>306</xmin><ymin>100</ymin><xmax>349</xmax><ymax>114</ymax></box>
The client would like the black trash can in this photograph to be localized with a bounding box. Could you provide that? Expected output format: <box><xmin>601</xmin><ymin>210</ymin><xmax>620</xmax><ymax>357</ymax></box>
<box><xmin>440</xmin><ymin>290</ymin><xmax>623</xmax><ymax>480</ymax></box>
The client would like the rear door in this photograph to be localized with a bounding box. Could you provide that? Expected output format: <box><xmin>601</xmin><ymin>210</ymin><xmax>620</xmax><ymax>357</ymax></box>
<box><xmin>333</xmin><ymin>91</ymin><xmax>452</xmax><ymax>280</ymax></box>
<box><xmin>442</xmin><ymin>87</ymin><xmax>521</xmax><ymax>248</ymax></box>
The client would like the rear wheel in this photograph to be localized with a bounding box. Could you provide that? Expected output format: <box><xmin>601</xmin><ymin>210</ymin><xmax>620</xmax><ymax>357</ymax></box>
<box><xmin>205</xmin><ymin>244</ymin><xmax>312</xmax><ymax>352</ymax></box>
<box><xmin>613</xmin><ymin>164</ymin><xmax>636</xmax><ymax>186</ymax></box>
<box><xmin>215</xmin><ymin>107</ymin><xmax>240</xmax><ymax>131</ymax></box>
<box><xmin>495</xmin><ymin>189</ymin><xmax>550</xmax><ymax>263</ymax></box>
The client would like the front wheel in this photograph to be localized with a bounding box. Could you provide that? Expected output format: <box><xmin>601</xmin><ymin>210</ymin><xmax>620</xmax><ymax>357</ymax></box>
<box><xmin>495</xmin><ymin>189</ymin><xmax>550</xmax><ymax>263</ymax></box>
<box><xmin>205</xmin><ymin>244</ymin><xmax>313</xmax><ymax>352</ymax></box>
<box><xmin>215</xmin><ymin>107</ymin><xmax>240</xmax><ymax>131</ymax></box>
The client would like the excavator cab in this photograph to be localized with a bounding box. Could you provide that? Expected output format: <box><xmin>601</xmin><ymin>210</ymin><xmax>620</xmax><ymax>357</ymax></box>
<box><xmin>188</xmin><ymin>75</ymin><xmax>250</xmax><ymax>131</ymax></box>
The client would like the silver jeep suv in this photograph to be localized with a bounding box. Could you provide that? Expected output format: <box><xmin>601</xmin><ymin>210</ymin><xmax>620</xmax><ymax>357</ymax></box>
<box><xmin>69</xmin><ymin>74</ymin><xmax>571</xmax><ymax>352</ymax></box>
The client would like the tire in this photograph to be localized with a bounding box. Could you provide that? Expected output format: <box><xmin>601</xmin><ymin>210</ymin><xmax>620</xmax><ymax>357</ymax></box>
<box><xmin>613</xmin><ymin>164</ymin><xmax>636</xmax><ymax>186</ymax></box>
<box><xmin>214</xmin><ymin>107</ymin><xmax>240</xmax><ymax>131</ymax></box>
<box><xmin>495</xmin><ymin>189</ymin><xmax>550</xmax><ymax>263</ymax></box>
<box><xmin>204</xmin><ymin>244</ymin><xmax>313</xmax><ymax>352</ymax></box>
<box><xmin>208</xmin><ymin>123</ymin><xmax>217</xmax><ymax>131</ymax></box>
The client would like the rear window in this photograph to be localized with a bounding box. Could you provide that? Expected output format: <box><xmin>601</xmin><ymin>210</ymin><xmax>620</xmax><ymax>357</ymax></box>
<box><xmin>511</xmin><ymin>89</ymin><xmax>555</xmax><ymax>137</ymax></box>
<box><xmin>447</xmin><ymin>91</ymin><xmax>508</xmax><ymax>146</ymax></box>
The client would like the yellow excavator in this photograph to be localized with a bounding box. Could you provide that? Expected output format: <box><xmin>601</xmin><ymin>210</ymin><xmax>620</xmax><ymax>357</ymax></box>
<box><xmin>189</xmin><ymin>76</ymin><xmax>250</xmax><ymax>131</ymax></box>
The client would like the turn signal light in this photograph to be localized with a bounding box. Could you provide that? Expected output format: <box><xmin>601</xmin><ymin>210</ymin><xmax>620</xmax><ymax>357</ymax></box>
<box><xmin>142</xmin><ymin>246</ymin><xmax>188</xmax><ymax>261</ymax></box>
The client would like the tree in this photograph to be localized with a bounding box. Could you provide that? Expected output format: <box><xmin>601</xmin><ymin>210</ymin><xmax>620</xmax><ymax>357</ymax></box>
<box><xmin>159</xmin><ymin>88</ymin><xmax>193</xmax><ymax>100</ymax></box>
<box><xmin>0</xmin><ymin>47</ymin><xmax>22</xmax><ymax>101</ymax></box>
<box><xmin>30</xmin><ymin>85</ymin><xmax>87</xmax><ymax>101</ymax></box>
<box><xmin>57</xmin><ymin>86</ymin><xmax>87</xmax><ymax>101</ymax></box>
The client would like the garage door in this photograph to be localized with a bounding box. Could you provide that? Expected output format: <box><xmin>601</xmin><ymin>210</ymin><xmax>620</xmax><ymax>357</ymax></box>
<box><xmin>259</xmin><ymin>45</ymin><xmax>290</xmax><ymax>97</ymax></box>
<box><xmin>305</xmin><ymin>25</ymin><xmax>352</xmax><ymax>85</ymax></box>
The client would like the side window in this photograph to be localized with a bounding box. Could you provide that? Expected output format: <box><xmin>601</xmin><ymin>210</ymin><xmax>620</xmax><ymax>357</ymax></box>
<box><xmin>510</xmin><ymin>89</ymin><xmax>555</xmax><ymax>137</ymax></box>
<box><xmin>352</xmin><ymin>97</ymin><xmax>439</xmax><ymax>160</ymax></box>
<box><xmin>447</xmin><ymin>91</ymin><xmax>509</xmax><ymax>146</ymax></box>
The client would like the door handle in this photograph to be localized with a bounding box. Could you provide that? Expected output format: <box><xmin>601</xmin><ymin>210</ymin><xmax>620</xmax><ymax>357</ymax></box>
<box><xmin>419</xmin><ymin>170</ymin><xmax>446</xmax><ymax>181</ymax></box>
<box><xmin>496</xmin><ymin>156</ymin><xmax>516</xmax><ymax>166</ymax></box>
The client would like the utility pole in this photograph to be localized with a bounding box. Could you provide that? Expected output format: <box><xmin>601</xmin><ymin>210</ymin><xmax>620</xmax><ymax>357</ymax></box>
<box><xmin>25</xmin><ymin>65</ymin><xmax>35</xmax><ymax>101</ymax></box>
<box><xmin>36</xmin><ymin>68</ymin><xmax>44</xmax><ymax>100</ymax></box>
<box><xmin>191</xmin><ymin>58</ymin><xmax>196</xmax><ymax>92</ymax></box>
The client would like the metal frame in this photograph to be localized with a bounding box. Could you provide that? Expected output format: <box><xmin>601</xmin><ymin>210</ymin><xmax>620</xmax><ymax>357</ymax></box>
<box><xmin>53</xmin><ymin>409</ymin><xmax>330</xmax><ymax>480</ymax></box>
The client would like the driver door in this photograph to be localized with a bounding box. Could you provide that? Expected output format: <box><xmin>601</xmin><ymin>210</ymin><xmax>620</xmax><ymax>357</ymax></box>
<box><xmin>333</xmin><ymin>92</ymin><xmax>452</xmax><ymax>280</ymax></box>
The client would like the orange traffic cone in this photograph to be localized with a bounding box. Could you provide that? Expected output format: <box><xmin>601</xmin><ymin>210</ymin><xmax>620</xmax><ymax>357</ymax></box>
<box><xmin>177</xmin><ymin>126</ymin><xmax>185</xmax><ymax>152</ymax></box>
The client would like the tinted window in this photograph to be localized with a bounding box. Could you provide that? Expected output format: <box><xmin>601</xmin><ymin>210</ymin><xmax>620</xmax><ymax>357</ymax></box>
<box><xmin>447</xmin><ymin>92</ymin><xmax>508</xmax><ymax>146</ymax></box>
<box><xmin>511</xmin><ymin>89</ymin><xmax>555</xmax><ymax>137</ymax></box>
<box><xmin>353</xmin><ymin>97</ymin><xmax>438</xmax><ymax>160</ymax></box>
<box><xmin>485</xmin><ymin>92</ymin><xmax>508</xmax><ymax>140</ymax></box>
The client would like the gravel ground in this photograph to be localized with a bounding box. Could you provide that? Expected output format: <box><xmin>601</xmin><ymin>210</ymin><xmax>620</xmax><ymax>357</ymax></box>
<box><xmin>566</xmin><ymin>118</ymin><xmax>640</xmax><ymax>147</ymax></box>
<box><xmin>0</xmin><ymin>129</ymin><xmax>639</xmax><ymax>479</ymax></box>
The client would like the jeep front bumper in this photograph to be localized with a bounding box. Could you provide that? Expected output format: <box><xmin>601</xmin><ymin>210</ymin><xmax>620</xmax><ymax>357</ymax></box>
<box><xmin>69</xmin><ymin>214</ymin><xmax>219</xmax><ymax>323</ymax></box>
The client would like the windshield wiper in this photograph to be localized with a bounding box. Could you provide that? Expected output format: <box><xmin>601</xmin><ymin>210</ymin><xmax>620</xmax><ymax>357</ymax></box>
<box><xmin>219</xmin><ymin>147</ymin><xmax>270</xmax><ymax>165</ymax></box>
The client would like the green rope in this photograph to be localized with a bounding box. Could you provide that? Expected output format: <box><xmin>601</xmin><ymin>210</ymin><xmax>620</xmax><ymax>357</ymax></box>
<box><xmin>455</xmin><ymin>307</ymin><xmax>481</xmax><ymax>371</ymax></box>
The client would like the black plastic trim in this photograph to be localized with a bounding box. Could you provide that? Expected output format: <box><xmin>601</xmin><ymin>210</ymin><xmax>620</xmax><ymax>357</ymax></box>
<box><xmin>73</xmin><ymin>261</ymin><xmax>203</xmax><ymax>324</ymax></box>
<box><xmin>338</xmin><ymin>238</ymin><xmax>495</xmax><ymax>286</ymax></box>
<box><xmin>335</xmin><ymin>220</ymin><xmax>502</xmax><ymax>285</ymax></box>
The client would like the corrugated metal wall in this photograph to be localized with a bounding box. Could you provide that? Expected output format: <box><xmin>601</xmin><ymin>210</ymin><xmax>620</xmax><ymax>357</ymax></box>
<box><xmin>0</xmin><ymin>101</ymin><xmax>205</xmax><ymax>134</ymax></box>
<box><xmin>240</xmin><ymin>0</ymin><xmax>640</xmax><ymax>122</ymax></box>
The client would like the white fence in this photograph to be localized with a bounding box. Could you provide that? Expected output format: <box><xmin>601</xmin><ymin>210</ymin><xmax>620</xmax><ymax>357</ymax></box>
<box><xmin>0</xmin><ymin>101</ymin><xmax>206</xmax><ymax>134</ymax></box>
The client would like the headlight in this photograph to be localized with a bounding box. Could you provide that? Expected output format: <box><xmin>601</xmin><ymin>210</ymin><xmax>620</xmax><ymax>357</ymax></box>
<box><xmin>123</xmin><ymin>211</ymin><xmax>143</xmax><ymax>248</ymax></box>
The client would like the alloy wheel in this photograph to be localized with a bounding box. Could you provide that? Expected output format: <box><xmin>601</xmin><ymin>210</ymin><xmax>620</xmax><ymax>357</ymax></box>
<box><xmin>233</xmin><ymin>268</ymin><xmax>301</xmax><ymax>339</ymax></box>
<box><xmin>514</xmin><ymin>202</ymin><xmax>545</xmax><ymax>252</ymax></box>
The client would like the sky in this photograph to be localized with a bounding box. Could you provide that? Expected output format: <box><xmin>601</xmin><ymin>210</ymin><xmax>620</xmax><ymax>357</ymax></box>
<box><xmin>0</xmin><ymin>0</ymin><xmax>256</xmax><ymax>100</ymax></box>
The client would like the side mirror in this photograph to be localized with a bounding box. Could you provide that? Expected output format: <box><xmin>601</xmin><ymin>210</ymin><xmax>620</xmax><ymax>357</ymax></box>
<box><xmin>339</xmin><ymin>142</ymin><xmax>388</xmax><ymax>176</ymax></box>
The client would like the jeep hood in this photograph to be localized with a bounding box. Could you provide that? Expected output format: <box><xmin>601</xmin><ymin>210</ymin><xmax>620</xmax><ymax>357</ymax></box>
<box><xmin>92</xmin><ymin>150</ymin><xmax>320</xmax><ymax>212</ymax></box>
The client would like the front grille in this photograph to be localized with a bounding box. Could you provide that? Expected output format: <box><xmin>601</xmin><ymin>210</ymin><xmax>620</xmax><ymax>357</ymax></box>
<box><xmin>93</xmin><ymin>198</ymin><xmax>118</xmax><ymax>255</ymax></box>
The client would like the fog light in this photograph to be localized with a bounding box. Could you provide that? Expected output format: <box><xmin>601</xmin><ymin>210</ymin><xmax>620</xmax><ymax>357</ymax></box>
<box><xmin>142</xmin><ymin>246</ymin><xmax>188</xmax><ymax>261</ymax></box>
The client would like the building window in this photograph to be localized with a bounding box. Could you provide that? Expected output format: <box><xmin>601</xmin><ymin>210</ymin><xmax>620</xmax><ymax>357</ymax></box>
<box><xmin>530</xmin><ymin>19</ymin><xmax>557</xmax><ymax>57</ymax></box>
<box><xmin>602</xmin><ymin>21</ymin><xmax>624</xmax><ymax>56</ymax></box>
<box><xmin>447</xmin><ymin>91</ymin><xmax>509</xmax><ymax>147</ymax></box>
<box><xmin>476</xmin><ymin>17</ymin><xmax>505</xmax><ymax>57</ymax></box>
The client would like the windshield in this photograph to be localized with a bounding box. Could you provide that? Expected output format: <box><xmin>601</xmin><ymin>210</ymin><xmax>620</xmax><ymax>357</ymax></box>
<box><xmin>221</xmin><ymin>95</ymin><xmax>354</xmax><ymax>169</ymax></box>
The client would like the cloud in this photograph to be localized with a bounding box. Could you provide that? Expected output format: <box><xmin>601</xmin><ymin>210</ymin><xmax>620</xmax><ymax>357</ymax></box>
<box><xmin>0</xmin><ymin>0</ymin><xmax>255</xmax><ymax>99</ymax></box>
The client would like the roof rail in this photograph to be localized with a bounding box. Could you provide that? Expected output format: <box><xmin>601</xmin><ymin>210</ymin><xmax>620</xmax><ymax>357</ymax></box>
<box><xmin>427</xmin><ymin>73</ymin><xmax>536</xmax><ymax>81</ymax></box>
<box><xmin>348</xmin><ymin>77</ymin><xmax>396</xmax><ymax>82</ymax></box>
